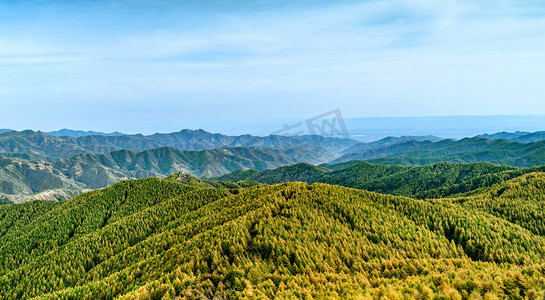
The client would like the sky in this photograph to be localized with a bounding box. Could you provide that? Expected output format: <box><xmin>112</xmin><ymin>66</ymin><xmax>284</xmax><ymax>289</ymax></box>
<box><xmin>1</xmin><ymin>0</ymin><xmax>545</xmax><ymax>135</ymax></box>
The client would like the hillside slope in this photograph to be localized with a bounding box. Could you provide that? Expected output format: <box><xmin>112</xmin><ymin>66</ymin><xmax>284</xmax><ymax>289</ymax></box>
<box><xmin>214</xmin><ymin>161</ymin><xmax>545</xmax><ymax>199</ymax></box>
<box><xmin>0</xmin><ymin>176</ymin><xmax>543</xmax><ymax>298</ymax></box>
<box><xmin>336</xmin><ymin>137</ymin><xmax>545</xmax><ymax>167</ymax></box>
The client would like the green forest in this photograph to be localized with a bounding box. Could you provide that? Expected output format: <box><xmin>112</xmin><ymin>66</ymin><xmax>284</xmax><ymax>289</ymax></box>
<box><xmin>214</xmin><ymin>161</ymin><xmax>545</xmax><ymax>199</ymax></box>
<box><xmin>0</xmin><ymin>163</ymin><xmax>544</xmax><ymax>299</ymax></box>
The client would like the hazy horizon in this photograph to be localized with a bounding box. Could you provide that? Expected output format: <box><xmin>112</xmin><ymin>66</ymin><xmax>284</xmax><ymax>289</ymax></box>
<box><xmin>4</xmin><ymin>114</ymin><xmax>545</xmax><ymax>142</ymax></box>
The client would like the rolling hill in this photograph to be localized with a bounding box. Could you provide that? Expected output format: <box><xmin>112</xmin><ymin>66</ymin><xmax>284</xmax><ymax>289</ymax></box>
<box><xmin>0</xmin><ymin>174</ymin><xmax>543</xmax><ymax>298</ymax></box>
<box><xmin>335</xmin><ymin>137</ymin><xmax>545</xmax><ymax>167</ymax></box>
<box><xmin>345</xmin><ymin>135</ymin><xmax>445</xmax><ymax>152</ymax></box>
<box><xmin>213</xmin><ymin>161</ymin><xmax>545</xmax><ymax>199</ymax></box>
<box><xmin>478</xmin><ymin>131</ymin><xmax>545</xmax><ymax>143</ymax></box>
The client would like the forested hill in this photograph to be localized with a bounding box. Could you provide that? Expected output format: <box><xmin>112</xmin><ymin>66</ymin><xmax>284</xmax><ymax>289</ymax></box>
<box><xmin>213</xmin><ymin>161</ymin><xmax>545</xmax><ymax>199</ymax></box>
<box><xmin>478</xmin><ymin>131</ymin><xmax>545</xmax><ymax>143</ymax></box>
<box><xmin>335</xmin><ymin>137</ymin><xmax>545</xmax><ymax>167</ymax></box>
<box><xmin>0</xmin><ymin>173</ymin><xmax>544</xmax><ymax>298</ymax></box>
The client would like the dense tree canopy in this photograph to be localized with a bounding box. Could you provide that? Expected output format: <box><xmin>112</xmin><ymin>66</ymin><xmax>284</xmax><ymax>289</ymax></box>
<box><xmin>214</xmin><ymin>161</ymin><xmax>545</xmax><ymax>199</ymax></box>
<box><xmin>0</xmin><ymin>171</ymin><xmax>544</xmax><ymax>298</ymax></box>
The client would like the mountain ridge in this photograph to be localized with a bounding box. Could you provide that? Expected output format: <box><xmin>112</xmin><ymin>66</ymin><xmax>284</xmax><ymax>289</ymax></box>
<box><xmin>46</xmin><ymin>129</ymin><xmax>126</xmax><ymax>137</ymax></box>
<box><xmin>0</xmin><ymin>145</ymin><xmax>334</xmax><ymax>202</ymax></box>
<box><xmin>334</xmin><ymin>137</ymin><xmax>545</xmax><ymax>167</ymax></box>
<box><xmin>0</xmin><ymin>129</ymin><xmax>358</xmax><ymax>160</ymax></box>
<box><xmin>5</xmin><ymin>129</ymin><xmax>545</xmax><ymax>203</ymax></box>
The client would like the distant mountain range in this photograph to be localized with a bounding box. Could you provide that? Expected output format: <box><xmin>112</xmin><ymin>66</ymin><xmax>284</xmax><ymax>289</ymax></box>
<box><xmin>0</xmin><ymin>128</ymin><xmax>125</xmax><ymax>137</ymax></box>
<box><xmin>0</xmin><ymin>129</ymin><xmax>358</xmax><ymax>202</ymax></box>
<box><xmin>0</xmin><ymin>146</ymin><xmax>313</xmax><ymax>203</ymax></box>
<box><xmin>477</xmin><ymin>131</ymin><xmax>545</xmax><ymax>143</ymax></box>
<box><xmin>0</xmin><ymin>129</ymin><xmax>357</xmax><ymax>161</ymax></box>
<box><xmin>4</xmin><ymin>128</ymin><xmax>545</xmax><ymax>203</ymax></box>
<box><xmin>338</xmin><ymin>135</ymin><xmax>444</xmax><ymax>153</ymax></box>
<box><xmin>334</xmin><ymin>137</ymin><xmax>545</xmax><ymax>166</ymax></box>
<box><xmin>46</xmin><ymin>129</ymin><xmax>126</xmax><ymax>137</ymax></box>
<box><xmin>344</xmin><ymin>115</ymin><xmax>545</xmax><ymax>141</ymax></box>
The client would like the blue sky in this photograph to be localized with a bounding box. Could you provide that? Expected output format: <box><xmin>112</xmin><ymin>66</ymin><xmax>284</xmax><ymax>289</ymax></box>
<box><xmin>1</xmin><ymin>0</ymin><xmax>545</xmax><ymax>134</ymax></box>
